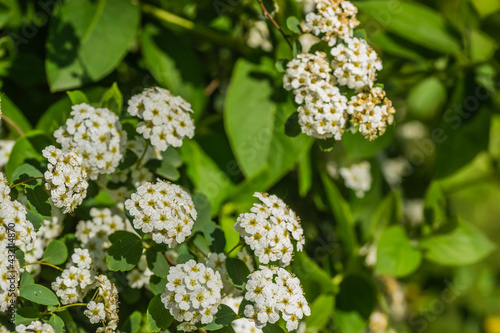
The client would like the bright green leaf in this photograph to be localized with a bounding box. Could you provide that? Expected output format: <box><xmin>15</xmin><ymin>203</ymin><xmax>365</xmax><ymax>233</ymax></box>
<box><xmin>202</xmin><ymin>304</ymin><xmax>237</xmax><ymax>330</ymax></box>
<box><xmin>306</xmin><ymin>294</ymin><xmax>334</xmax><ymax>330</ymax></box>
<box><xmin>42</xmin><ymin>240</ymin><xmax>68</xmax><ymax>265</ymax></box>
<box><xmin>19</xmin><ymin>284</ymin><xmax>60</xmax><ymax>305</ymax></box>
<box><xmin>407</xmin><ymin>77</ymin><xmax>447</xmax><ymax>120</ymax></box>
<box><xmin>66</xmin><ymin>90</ymin><xmax>89</xmax><ymax>105</ymax></box>
<box><xmin>120</xmin><ymin>311</ymin><xmax>142</xmax><ymax>333</ymax></box>
<box><xmin>147</xmin><ymin>294</ymin><xmax>173</xmax><ymax>332</ymax></box>
<box><xmin>100</xmin><ymin>82</ymin><xmax>123</xmax><ymax>116</ymax></box>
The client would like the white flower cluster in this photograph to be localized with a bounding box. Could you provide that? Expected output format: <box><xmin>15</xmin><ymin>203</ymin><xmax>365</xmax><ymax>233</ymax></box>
<box><xmin>283</xmin><ymin>52</ymin><xmax>348</xmax><ymax>140</ymax></box>
<box><xmin>224</xmin><ymin>296</ymin><xmax>262</xmax><ymax>333</ymax></box>
<box><xmin>75</xmin><ymin>208</ymin><xmax>128</xmax><ymax>271</ymax></box>
<box><xmin>88</xmin><ymin>274</ymin><xmax>120</xmax><ymax>332</ymax></box>
<box><xmin>43</xmin><ymin>146</ymin><xmax>89</xmax><ymax>214</ymax></box>
<box><xmin>0</xmin><ymin>173</ymin><xmax>36</xmax><ymax>250</ymax></box>
<box><xmin>348</xmin><ymin>87</ymin><xmax>396</xmax><ymax>140</ymax></box>
<box><xmin>331</xmin><ymin>37</ymin><xmax>382</xmax><ymax>91</ymax></box>
<box><xmin>15</xmin><ymin>321</ymin><xmax>55</xmax><ymax>333</ymax></box>
<box><xmin>339</xmin><ymin>161</ymin><xmax>372</xmax><ymax>197</ymax></box>
<box><xmin>52</xmin><ymin>248</ymin><xmax>96</xmax><ymax>304</ymax></box>
<box><xmin>237</xmin><ymin>247</ymin><xmax>255</xmax><ymax>272</ymax></box>
<box><xmin>206</xmin><ymin>252</ymin><xmax>233</xmax><ymax>295</ymax></box>
<box><xmin>0</xmin><ymin>237</ymin><xmax>20</xmax><ymax>312</ymax></box>
<box><xmin>125</xmin><ymin>179</ymin><xmax>197</xmax><ymax>247</ymax></box>
<box><xmin>0</xmin><ymin>140</ymin><xmax>14</xmax><ymax>167</ymax></box>
<box><xmin>54</xmin><ymin>103</ymin><xmax>126</xmax><ymax>179</ymax></box>
<box><xmin>161</xmin><ymin>260</ymin><xmax>223</xmax><ymax>331</ymax></box>
<box><xmin>244</xmin><ymin>267</ymin><xmax>310</xmax><ymax>331</ymax></box>
<box><xmin>235</xmin><ymin>192</ymin><xmax>305</xmax><ymax>267</ymax></box>
<box><xmin>304</xmin><ymin>0</ymin><xmax>359</xmax><ymax>46</ymax></box>
<box><xmin>127</xmin><ymin>87</ymin><xmax>195</xmax><ymax>151</ymax></box>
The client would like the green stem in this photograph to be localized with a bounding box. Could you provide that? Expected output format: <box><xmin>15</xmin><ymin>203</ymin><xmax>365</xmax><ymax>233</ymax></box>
<box><xmin>42</xmin><ymin>303</ymin><xmax>87</xmax><ymax>315</ymax></box>
<box><xmin>256</xmin><ymin>0</ymin><xmax>293</xmax><ymax>50</ymax></box>
<box><xmin>141</xmin><ymin>4</ymin><xmax>253</xmax><ymax>54</ymax></box>
<box><xmin>135</xmin><ymin>140</ymin><xmax>151</xmax><ymax>170</ymax></box>
<box><xmin>187</xmin><ymin>240</ymin><xmax>207</xmax><ymax>258</ymax></box>
<box><xmin>24</xmin><ymin>261</ymin><xmax>63</xmax><ymax>271</ymax></box>
<box><xmin>10</xmin><ymin>176</ymin><xmax>44</xmax><ymax>188</ymax></box>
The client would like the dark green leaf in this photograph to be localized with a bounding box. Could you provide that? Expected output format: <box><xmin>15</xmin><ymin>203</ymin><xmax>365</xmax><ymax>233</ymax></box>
<box><xmin>14</xmin><ymin>307</ymin><xmax>39</xmax><ymax>325</ymax></box>
<box><xmin>336</xmin><ymin>274</ymin><xmax>376</xmax><ymax>320</ymax></box>
<box><xmin>204</xmin><ymin>222</ymin><xmax>226</xmax><ymax>253</ymax></box>
<box><xmin>12</xmin><ymin>163</ymin><xmax>43</xmax><ymax>187</ymax></box>
<box><xmin>20</xmin><ymin>271</ymin><xmax>35</xmax><ymax>287</ymax></box>
<box><xmin>19</xmin><ymin>284</ymin><xmax>60</xmax><ymax>305</ymax></box>
<box><xmin>26</xmin><ymin>210</ymin><xmax>44</xmax><ymax>231</ymax></box>
<box><xmin>284</xmin><ymin>112</ymin><xmax>301</xmax><ymax>137</ymax></box>
<box><xmin>120</xmin><ymin>311</ymin><xmax>142</xmax><ymax>333</ymax></box>
<box><xmin>46</xmin><ymin>0</ymin><xmax>140</xmax><ymax>91</ymax></box>
<box><xmin>225</xmin><ymin>258</ymin><xmax>250</xmax><ymax>290</ymax></box>
<box><xmin>141</xmin><ymin>24</ymin><xmax>206</xmax><ymax>119</ymax></box>
<box><xmin>25</xmin><ymin>185</ymin><xmax>51</xmax><ymax>219</ymax></box>
<box><xmin>106</xmin><ymin>231</ymin><xmax>143</xmax><ymax>271</ymax></box>
<box><xmin>262</xmin><ymin>323</ymin><xmax>285</xmax><ymax>333</ymax></box>
<box><xmin>202</xmin><ymin>304</ymin><xmax>237</xmax><ymax>330</ymax></box>
<box><xmin>146</xmin><ymin>247</ymin><xmax>170</xmax><ymax>278</ymax></box>
<box><xmin>318</xmin><ymin>137</ymin><xmax>336</xmax><ymax>152</ymax></box>
<box><xmin>275</xmin><ymin>59</ymin><xmax>288</xmax><ymax>73</ymax></box>
<box><xmin>1</xmin><ymin>95</ymin><xmax>32</xmax><ymax>136</ymax></box>
<box><xmin>147</xmin><ymin>294</ymin><xmax>173</xmax><ymax>332</ymax></box>
<box><xmin>149</xmin><ymin>275</ymin><xmax>167</xmax><ymax>295</ymax></box>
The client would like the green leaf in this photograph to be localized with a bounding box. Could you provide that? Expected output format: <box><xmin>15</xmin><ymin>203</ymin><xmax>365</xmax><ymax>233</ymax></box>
<box><xmin>286</xmin><ymin>16</ymin><xmax>302</xmax><ymax>34</ymax></box>
<box><xmin>66</xmin><ymin>90</ymin><xmax>89</xmax><ymax>105</ymax></box>
<box><xmin>369</xmin><ymin>32</ymin><xmax>426</xmax><ymax>62</ymax></box>
<box><xmin>224</xmin><ymin>58</ymin><xmax>277</xmax><ymax>178</ymax></box>
<box><xmin>181</xmin><ymin>140</ymin><xmax>235</xmax><ymax>214</ymax></box>
<box><xmin>26</xmin><ymin>210</ymin><xmax>44</xmax><ymax>231</ymax></box>
<box><xmin>120</xmin><ymin>311</ymin><xmax>142</xmax><ymax>333</ymax></box>
<box><xmin>275</xmin><ymin>59</ymin><xmax>288</xmax><ymax>73</ymax></box>
<box><xmin>5</xmin><ymin>130</ymin><xmax>51</xmax><ymax>182</ymax></box>
<box><xmin>470</xmin><ymin>29</ymin><xmax>497</xmax><ymax>63</ymax></box>
<box><xmin>106</xmin><ymin>231</ymin><xmax>143</xmax><ymax>271</ymax></box>
<box><xmin>225</xmin><ymin>258</ymin><xmax>250</xmax><ymax>290</ymax></box>
<box><xmin>100</xmin><ymin>82</ymin><xmax>123</xmax><ymax>116</ymax></box>
<box><xmin>336</xmin><ymin>274</ymin><xmax>376</xmax><ymax>320</ymax></box>
<box><xmin>353</xmin><ymin>29</ymin><xmax>367</xmax><ymax>40</ymax></box>
<box><xmin>333</xmin><ymin>309</ymin><xmax>366</xmax><ymax>333</ymax></box>
<box><xmin>262</xmin><ymin>323</ymin><xmax>285</xmax><ymax>333</ymax></box>
<box><xmin>470</xmin><ymin>0</ymin><xmax>500</xmax><ymax>17</ymax></box>
<box><xmin>46</xmin><ymin>0</ymin><xmax>140</xmax><ymax>91</ymax></box>
<box><xmin>14</xmin><ymin>307</ymin><xmax>39</xmax><ymax>325</ymax></box>
<box><xmin>19</xmin><ymin>284</ymin><xmax>60</xmax><ymax>305</ymax></box>
<box><xmin>297</xmin><ymin>153</ymin><xmax>312</xmax><ymax>197</ymax></box>
<box><xmin>1</xmin><ymin>95</ymin><xmax>32</xmax><ymax>136</ymax></box>
<box><xmin>424</xmin><ymin>182</ymin><xmax>447</xmax><ymax>230</ymax></box>
<box><xmin>149</xmin><ymin>275</ymin><xmax>167</xmax><ymax>295</ymax></box>
<box><xmin>49</xmin><ymin>314</ymin><xmax>66</xmax><ymax>333</ymax></box>
<box><xmin>420</xmin><ymin>218</ymin><xmax>495</xmax><ymax>266</ymax></box>
<box><xmin>146</xmin><ymin>247</ymin><xmax>170</xmax><ymax>278</ymax></box>
<box><xmin>25</xmin><ymin>185</ymin><xmax>51</xmax><ymax>219</ymax></box>
<box><xmin>291</xmin><ymin>252</ymin><xmax>336</xmax><ymax>301</ymax></box>
<box><xmin>20</xmin><ymin>271</ymin><xmax>35</xmax><ymax>287</ymax></box>
<box><xmin>407</xmin><ymin>77</ymin><xmax>447</xmax><ymax>120</ymax></box>
<box><xmin>42</xmin><ymin>240</ymin><xmax>68</xmax><ymax>265</ymax></box>
<box><xmin>284</xmin><ymin>111</ymin><xmax>301</xmax><ymax>137</ymax></box>
<box><xmin>204</xmin><ymin>222</ymin><xmax>226</xmax><ymax>253</ymax></box>
<box><xmin>141</xmin><ymin>23</ymin><xmax>206</xmax><ymax>119</ymax></box>
<box><xmin>147</xmin><ymin>294</ymin><xmax>173</xmax><ymax>332</ymax></box>
<box><xmin>12</xmin><ymin>163</ymin><xmax>43</xmax><ymax>187</ymax></box>
<box><xmin>356</xmin><ymin>1</ymin><xmax>461</xmax><ymax>54</ymax></box>
<box><xmin>318</xmin><ymin>137</ymin><xmax>336</xmax><ymax>152</ymax></box>
<box><xmin>146</xmin><ymin>157</ymin><xmax>180</xmax><ymax>181</ymax></box>
<box><xmin>375</xmin><ymin>226</ymin><xmax>422</xmax><ymax>277</ymax></box>
<box><xmin>342</xmin><ymin>125</ymin><xmax>395</xmax><ymax>159</ymax></box>
<box><xmin>202</xmin><ymin>304</ymin><xmax>237</xmax><ymax>330</ymax></box>
<box><xmin>306</xmin><ymin>294</ymin><xmax>335</xmax><ymax>330</ymax></box>
<box><xmin>191</xmin><ymin>193</ymin><xmax>212</xmax><ymax>234</ymax></box>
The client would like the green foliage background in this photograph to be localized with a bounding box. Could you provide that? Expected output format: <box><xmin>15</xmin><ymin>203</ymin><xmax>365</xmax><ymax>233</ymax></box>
<box><xmin>1</xmin><ymin>0</ymin><xmax>500</xmax><ymax>332</ymax></box>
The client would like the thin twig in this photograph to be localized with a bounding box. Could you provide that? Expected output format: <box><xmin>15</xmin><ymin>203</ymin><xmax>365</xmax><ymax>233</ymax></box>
<box><xmin>227</xmin><ymin>240</ymin><xmax>245</xmax><ymax>256</ymax></box>
<box><xmin>256</xmin><ymin>0</ymin><xmax>293</xmax><ymax>50</ymax></box>
<box><xmin>187</xmin><ymin>240</ymin><xmax>208</xmax><ymax>258</ymax></box>
<box><xmin>24</xmin><ymin>261</ymin><xmax>63</xmax><ymax>271</ymax></box>
<box><xmin>1</xmin><ymin>114</ymin><xmax>24</xmax><ymax>136</ymax></box>
<box><xmin>9</xmin><ymin>176</ymin><xmax>44</xmax><ymax>188</ymax></box>
<box><xmin>164</xmin><ymin>252</ymin><xmax>176</xmax><ymax>266</ymax></box>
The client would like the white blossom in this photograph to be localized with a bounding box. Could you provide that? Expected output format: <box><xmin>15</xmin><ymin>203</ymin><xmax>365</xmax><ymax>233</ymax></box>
<box><xmin>42</xmin><ymin>146</ymin><xmax>89</xmax><ymax>213</ymax></box>
<box><xmin>125</xmin><ymin>179</ymin><xmax>197</xmax><ymax>247</ymax></box>
<box><xmin>54</xmin><ymin>103</ymin><xmax>126</xmax><ymax>179</ymax></box>
<box><xmin>339</xmin><ymin>161</ymin><xmax>372</xmax><ymax>197</ymax></box>
<box><xmin>127</xmin><ymin>87</ymin><xmax>195</xmax><ymax>151</ymax></box>
<box><xmin>161</xmin><ymin>260</ymin><xmax>223</xmax><ymax>330</ymax></box>
<box><xmin>223</xmin><ymin>296</ymin><xmax>263</xmax><ymax>333</ymax></box>
<box><xmin>0</xmin><ymin>140</ymin><xmax>14</xmax><ymax>167</ymax></box>
<box><xmin>235</xmin><ymin>192</ymin><xmax>305</xmax><ymax>267</ymax></box>
<box><xmin>15</xmin><ymin>321</ymin><xmax>55</xmax><ymax>333</ymax></box>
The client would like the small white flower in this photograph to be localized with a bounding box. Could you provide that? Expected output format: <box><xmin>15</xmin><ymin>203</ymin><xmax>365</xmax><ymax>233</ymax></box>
<box><xmin>339</xmin><ymin>161</ymin><xmax>372</xmax><ymax>197</ymax></box>
<box><xmin>84</xmin><ymin>301</ymin><xmax>106</xmax><ymax>324</ymax></box>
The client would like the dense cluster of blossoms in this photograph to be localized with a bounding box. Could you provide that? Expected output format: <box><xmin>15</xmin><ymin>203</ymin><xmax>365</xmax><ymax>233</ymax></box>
<box><xmin>54</xmin><ymin>103</ymin><xmax>126</xmax><ymax>179</ymax></box>
<box><xmin>14</xmin><ymin>321</ymin><xmax>55</xmax><ymax>333</ymax></box>
<box><xmin>0</xmin><ymin>173</ymin><xmax>36</xmax><ymax>250</ymax></box>
<box><xmin>43</xmin><ymin>146</ymin><xmax>89</xmax><ymax>213</ymax></box>
<box><xmin>283</xmin><ymin>52</ymin><xmax>348</xmax><ymax>140</ymax></box>
<box><xmin>235</xmin><ymin>192</ymin><xmax>305</xmax><ymax>267</ymax></box>
<box><xmin>304</xmin><ymin>0</ymin><xmax>359</xmax><ymax>46</ymax></box>
<box><xmin>0</xmin><ymin>237</ymin><xmax>20</xmax><ymax>312</ymax></box>
<box><xmin>244</xmin><ymin>267</ymin><xmax>310</xmax><ymax>331</ymax></box>
<box><xmin>75</xmin><ymin>208</ymin><xmax>128</xmax><ymax>271</ymax></box>
<box><xmin>348</xmin><ymin>87</ymin><xmax>396</xmax><ymax>140</ymax></box>
<box><xmin>339</xmin><ymin>161</ymin><xmax>372</xmax><ymax>197</ymax></box>
<box><xmin>331</xmin><ymin>37</ymin><xmax>382</xmax><ymax>91</ymax></box>
<box><xmin>285</xmin><ymin>0</ymin><xmax>394</xmax><ymax>141</ymax></box>
<box><xmin>52</xmin><ymin>248</ymin><xmax>96</xmax><ymax>304</ymax></box>
<box><xmin>127</xmin><ymin>87</ymin><xmax>195</xmax><ymax>151</ymax></box>
<box><xmin>87</xmin><ymin>275</ymin><xmax>120</xmax><ymax>332</ymax></box>
<box><xmin>161</xmin><ymin>260</ymin><xmax>223</xmax><ymax>331</ymax></box>
<box><xmin>125</xmin><ymin>179</ymin><xmax>197</xmax><ymax>247</ymax></box>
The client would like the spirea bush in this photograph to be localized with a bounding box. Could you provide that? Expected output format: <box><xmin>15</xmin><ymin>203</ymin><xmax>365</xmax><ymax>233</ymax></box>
<box><xmin>0</xmin><ymin>0</ymin><xmax>498</xmax><ymax>332</ymax></box>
